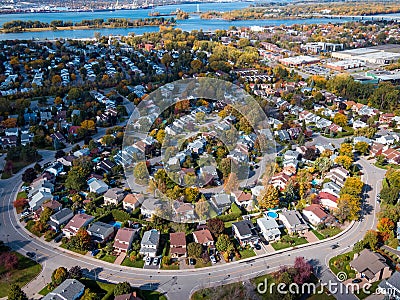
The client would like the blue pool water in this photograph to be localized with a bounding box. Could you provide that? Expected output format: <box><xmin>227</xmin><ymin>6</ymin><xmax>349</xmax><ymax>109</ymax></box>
<box><xmin>109</xmin><ymin>221</ymin><xmax>122</xmax><ymax>228</ymax></box>
<box><xmin>267</xmin><ymin>211</ymin><xmax>278</xmax><ymax>219</ymax></box>
<box><xmin>311</xmin><ymin>179</ymin><xmax>318</xmax><ymax>186</ymax></box>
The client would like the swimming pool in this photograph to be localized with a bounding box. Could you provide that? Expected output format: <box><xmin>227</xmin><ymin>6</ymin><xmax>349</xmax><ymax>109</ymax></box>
<box><xmin>109</xmin><ymin>221</ymin><xmax>122</xmax><ymax>228</ymax></box>
<box><xmin>311</xmin><ymin>179</ymin><xmax>318</xmax><ymax>186</ymax></box>
<box><xmin>266</xmin><ymin>211</ymin><xmax>278</xmax><ymax>219</ymax></box>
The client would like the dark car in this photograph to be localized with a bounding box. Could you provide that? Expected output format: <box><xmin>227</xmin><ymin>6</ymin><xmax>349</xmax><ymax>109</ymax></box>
<box><xmin>352</xmin><ymin>279</ymin><xmax>362</xmax><ymax>283</ymax></box>
<box><xmin>330</xmin><ymin>244</ymin><xmax>339</xmax><ymax>249</ymax></box>
<box><xmin>254</xmin><ymin>244</ymin><xmax>261</xmax><ymax>250</ymax></box>
<box><xmin>54</xmin><ymin>234</ymin><xmax>63</xmax><ymax>243</ymax></box>
<box><xmin>189</xmin><ymin>258</ymin><xmax>196</xmax><ymax>265</ymax></box>
<box><xmin>26</xmin><ymin>252</ymin><xmax>36</xmax><ymax>258</ymax></box>
<box><xmin>91</xmin><ymin>249</ymin><xmax>100</xmax><ymax>256</ymax></box>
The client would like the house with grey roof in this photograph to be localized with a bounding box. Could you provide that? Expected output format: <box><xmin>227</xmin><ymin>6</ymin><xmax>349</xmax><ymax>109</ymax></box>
<box><xmin>87</xmin><ymin>221</ymin><xmax>115</xmax><ymax>244</ymax></box>
<box><xmin>232</xmin><ymin>220</ymin><xmax>259</xmax><ymax>246</ymax></box>
<box><xmin>42</xmin><ymin>279</ymin><xmax>84</xmax><ymax>300</ymax></box>
<box><xmin>378</xmin><ymin>271</ymin><xmax>400</xmax><ymax>300</ymax></box>
<box><xmin>211</xmin><ymin>194</ymin><xmax>232</xmax><ymax>215</ymax></box>
<box><xmin>279</xmin><ymin>210</ymin><xmax>309</xmax><ymax>235</ymax></box>
<box><xmin>49</xmin><ymin>208</ymin><xmax>73</xmax><ymax>231</ymax></box>
<box><xmin>350</xmin><ymin>249</ymin><xmax>392</xmax><ymax>283</ymax></box>
<box><xmin>257</xmin><ymin>216</ymin><xmax>281</xmax><ymax>242</ymax></box>
<box><xmin>139</xmin><ymin>229</ymin><xmax>160</xmax><ymax>257</ymax></box>
<box><xmin>140</xmin><ymin>198</ymin><xmax>163</xmax><ymax>219</ymax></box>
<box><xmin>322</xmin><ymin>181</ymin><xmax>342</xmax><ymax>198</ymax></box>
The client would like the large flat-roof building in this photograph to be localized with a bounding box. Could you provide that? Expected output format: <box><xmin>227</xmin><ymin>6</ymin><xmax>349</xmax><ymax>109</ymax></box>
<box><xmin>332</xmin><ymin>44</ymin><xmax>400</xmax><ymax>64</ymax></box>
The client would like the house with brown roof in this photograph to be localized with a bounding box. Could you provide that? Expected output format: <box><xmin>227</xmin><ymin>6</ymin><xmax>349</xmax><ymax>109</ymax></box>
<box><xmin>193</xmin><ymin>229</ymin><xmax>214</xmax><ymax>248</ymax></box>
<box><xmin>62</xmin><ymin>213</ymin><xmax>94</xmax><ymax>238</ymax></box>
<box><xmin>350</xmin><ymin>249</ymin><xmax>392</xmax><ymax>283</ymax></box>
<box><xmin>302</xmin><ymin>204</ymin><xmax>329</xmax><ymax>226</ymax></box>
<box><xmin>270</xmin><ymin>173</ymin><xmax>290</xmax><ymax>190</ymax></box>
<box><xmin>231</xmin><ymin>191</ymin><xmax>253</xmax><ymax>210</ymax></box>
<box><xmin>103</xmin><ymin>188</ymin><xmax>125</xmax><ymax>206</ymax></box>
<box><xmin>379</xmin><ymin>113</ymin><xmax>395</xmax><ymax>124</ymax></box>
<box><xmin>173</xmin><ymin>201</ymin><xmax>195</xmax><ymax>222</ymax></box>
<box><xmin>169</xmin><ymin>232</ymin><xmax>187</xmax><ymax>258</ymax></box>
<box><xmin>370</xmin><ymin>143</ymin><xmax>384</xmax><ymax>157</ymax></box>
<box><xmin>122</xmin><ymin>193</ymin><xmax>144</xmax><ymax>212</ymax></box>
<box><xmin>113</xmin><ymin>227</ymin><xmax>140</xmax><ymax>254</ymax></box>
<box><xmin>318</xmin><ymin>191</ymin><xmax>338</xmax><ymax>210</ymax></box>
<box><xmin>382</xmin><ymin>148</ymin><xmax>400</xmax><ymax>164</ymax></box>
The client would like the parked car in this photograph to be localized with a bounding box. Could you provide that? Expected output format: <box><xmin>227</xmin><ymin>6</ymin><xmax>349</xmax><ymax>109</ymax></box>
<box><xmin>189</xmin><ymin>258</ymin><xmax>196</xmax><ymax>265</ymax></box>
<box><xmin>153</xmin><ymin>257</ymin><xmax>159</xmax><ymax>266</ymax></box>
<box><xmin>254</xmin><ymin>243</ymin><xmax>261</xmax><ymax>250</ymax></box>
<box><xmin>352</xmin><ymin>279</ymin><xmax>362</xmax><ymax>284</ymax></box>
<box><xmin>145</xmin><ymin>257</ymin><xmax>152</xmax><ymax>266</ymax></box>
<box><xmin>54</xmin><ymin>234</ymin><xmax>63</xmax><ymax>243</ymax></box>
<box><xmin>210</xmin><ymin>255</ymin><xmax>217</xmax><ymax>264</ymax></box>
<box><xmin>91</xmin><ymin>249</ymin><xmax>100</xmax><ymax>256</ymax></box>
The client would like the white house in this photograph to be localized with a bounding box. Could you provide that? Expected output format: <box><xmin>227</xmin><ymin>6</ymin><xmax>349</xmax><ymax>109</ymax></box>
<box><xmin>139</xmin><ymin>229</ymin><xmax>160</xmax><ymax>258</ymax></box>
<box><xmin>302</xmin><ymin>204</ymin><xmax>328</xmax><ymax>226</ymax></box>
<box><xmin>257</xmin><ymin>216</ymin><xmax>281</xmax><ymax>242</ymax></box>
<box><xmin>88</xmin><ymin>178</ymin><xmax>109</xmax><ymax>194</ymax></box>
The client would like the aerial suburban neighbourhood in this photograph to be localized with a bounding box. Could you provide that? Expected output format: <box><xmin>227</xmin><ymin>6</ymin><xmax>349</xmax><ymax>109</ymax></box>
<box><xmin>1</xmin><ymin>1</ymin><xmax>400</xmax><ymax>300</ymax></box>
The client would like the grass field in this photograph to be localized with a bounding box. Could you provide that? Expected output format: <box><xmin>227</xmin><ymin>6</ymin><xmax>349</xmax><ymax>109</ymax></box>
<box><xmin>271</xmin><ymin>235</ymin><xmax>308</xmax><ymax>250</ymax></box>
<box><xmin>328</xmin><ymin>250</ymin><xmax>356</xmax><ymax>279</ymax></box>
<box><xmin>0</xmin><ymin>252</ymin><xmax>42</xmax><ymax>297</ymax></box>
<box><xmin>97</xmin><ymin>254</ymin><xmax>117</xmax><ymax>263</ymax></box>
<box><xmin>121</xmin><ymin>257</ymin><xmax>144</xmax><ymax>268</ymax></box>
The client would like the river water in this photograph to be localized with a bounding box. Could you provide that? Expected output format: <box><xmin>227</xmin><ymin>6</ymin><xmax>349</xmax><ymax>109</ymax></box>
<box><xmin>0</xmin><ymin>2</ymin><xmax>399</xmax><ymax>40</ymax></box>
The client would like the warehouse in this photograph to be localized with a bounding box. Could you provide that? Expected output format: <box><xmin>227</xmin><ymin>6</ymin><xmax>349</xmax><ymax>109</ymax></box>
<box><xmin>326</xmin><ymin>59</ymin><xmax>366</xmax><ymax>71</ymax></box>
<box><xmin>279</xmin><ymin>55</ymin><xmax>320</xmax><ymax>67</ymax></box>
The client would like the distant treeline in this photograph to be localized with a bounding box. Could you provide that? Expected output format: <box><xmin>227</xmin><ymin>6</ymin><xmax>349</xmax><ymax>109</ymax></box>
<box><xmin>2</xmin><ymin>17</ymin><xmax>176</xmax><ymax>32</ymax></box>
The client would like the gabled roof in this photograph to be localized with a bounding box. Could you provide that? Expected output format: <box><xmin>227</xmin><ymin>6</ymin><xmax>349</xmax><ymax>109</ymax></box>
<box><xmin>193</xmin><ymin>229</ymin><xmax>213</xmax><ymax>244</ymax></box>
<box><xmin>170</xmin><ymin>232</ymin><xmax>186</xmax><ymax>247</ymax></box>
<box><xmin>141</xmin><ymin>229</ymin><xmax>160</xmax><ymax>246</ymax></box>
<box><xmin>233</xmin><ymin>220</ymin><xmax>254</xmax><ymax>236</ymax></box>
<box><xmin>350</xmin><ymin>249</ymin><xmax>389</xmax><ymax>279</ymax></box>
<box><xmin>303</xmin><ymin>204</ymin><xmax>328</xmax><ymax>219</ymax></box>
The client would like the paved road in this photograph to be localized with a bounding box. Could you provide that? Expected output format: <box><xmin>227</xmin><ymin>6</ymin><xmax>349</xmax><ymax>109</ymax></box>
<box><xmin>0</xmin><ymin>135</ymin><xmax>385</xmax><ymax>300</ymax></box>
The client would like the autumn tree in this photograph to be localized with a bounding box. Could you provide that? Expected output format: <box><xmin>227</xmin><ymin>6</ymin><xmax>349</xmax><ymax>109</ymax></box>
<box><xmin>216</xmin><ymin>234</ymin><xmax>234</xmax><ymax>253</ymax></box>
<box><xmin>81</xmin><ymin>120</ymin><xmax>96</xmax><ymax>131</ymax></box>
<box><xmin>52</xmin><ymin>267</ymin><xmax>68</xmax><ymax>286</ymax></box>
<box><xmin>339</xmin><ymin>143</ymin><xmax>354</xmax><ymax>158</ymax></box>
<box><xmin>354</xmin><ymin>141</ymin><xmax>369</xmax><ymax>155</ymax></box>
<box><xmin>335</xmin><ymin>155</ymin><xmax>353</xmax><ymax>170</ymax></box>
<box><xmin>22</xmin><ymin>167</ymin><xmax>37</xmax><ymax>183</ymax></box>
<box><xmin>224</xmin><ymin>172</ymin><xmax>239</xmax><ymax>194</ymax></box>
<box><xmin>335</xmin><ymin>193</ymin><xmax>360</xmax><ymax>222</ymax></box>
<box><xmin>340</xmin><ymin>177</ymin><xmax>363</xmax><ymax>197</ymax></box>
<box><xmin>333</xmin><ymin>113</ymin><xmax>347</xmax><ymax>127</ymax></box>
<box><xmin>377</xmin><ymin>218</ymin><xmax>395</xmax><ymax>234</ymax></box>
<box><xmin>187</xmin><ymin>242</ymin><xmax>202</xmax><ymax>258</ymax></box>
<box><xmin>0</xmin><ymin>252</ymin><xmax>19</xmax><ymax>270</ymax></box>
<box><xmin>363</xmin><ymin>230</ymin><xmax>379</xmax><ymax>250</ymax></box>
<box><xmin>133</xmin><ymin>162</ymin><xmax>148</xmax><ymax>184</ymax></box>
<box><xmin>257</xmin><ymin>185</ymin><xmax>279</xmax><ymax>209</ymax></box>
<box><xmin>207</xmin><ymin>218</ymin><xmax>225</xmax><ymax>236</ymax></box>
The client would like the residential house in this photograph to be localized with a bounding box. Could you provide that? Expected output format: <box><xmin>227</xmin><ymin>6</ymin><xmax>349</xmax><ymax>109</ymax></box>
<box><xmin>87</xmin><ymin>221</ymin><xmax>115</xmax><ymax>244</ymax></box>
<box><xmin>49</xmin><ymin>208</ymin><xmax>74</xmax><ymax>231</ymax></box>
<box><xmin>193</xmin><ymin>229</ymin><xmax>214</xmax><ymax>248</ymax></box>
<box><xmin>173</xmin><ymin>201</ymin><xmax>195</xmax><ymax>222</ymax></box>
<box><xmin>318</xmin><ymin>191</ymin><xmax>339</xmax><ymax>210</ymax></box>
<box><xmin>370</xmin><ymin>143</ymin><xmax>384</xmax><ymax>157</ymax></box>
<box><xmin>139</xmin><ymin>229</ymin><xmax>160</xmax><ymax>258</ymax></box>
<box><xmin>378</xmin><ymin>271</ymin><xmax>400</xmax><ymax>300</ymax></box>
<box><xmin>350</xmin><ymin>249</ymin><xmax>392</xmax><ymax>283</ymax></box>
<box><xmin>103</xmin><ymin>188</ymin><xmax>125</xmax><ymax>206</ymax></box>
<box><xmin>302</xmin><ymin>204</ymin><xmax>329</xmax><ymax>226</ymax></box>
<box><xmin>231</xmin><ymin>191</ymin><xmax>253</xmax><ymax>210</ymax></box>
<box><xmin>97</xmin><ymin>158</ymin><xmax>116</xmax><ymax>174</ymax></box>
<box><xmin>88</xmin><ymin>178</ymin><xmax>109</xmax><ymax>194</ymax></box>
<box><xmin>62</xmin><ymin>213</ymin><xmax>94</xmax><ymax>238</ymax></box>
<box><xmin>57</xmin><ymin>155</ymin><xmax>75</xmax><ymax>167</ymax></box>
<box><xmin>122</xmin><ymin>193</ymin><xmax>144</xmax><ymax>212</ymax></box>
<box><xmin>232</xmin><ymin>220</ymin><xmax>259</xmax><ymax>246</ymax></box>
<box><xmin>270</xmin><ymin>173</ymin><xmax>290</xmax><ymax>190</ymax></box>
<box><xmin>353</xmin><ymin>120</ymin><xmax>367</xmax><ymax>129</ymax></box>
<box><xmin>113</xmin><ymin>227</ymin><xmax>140</xmax><ymax>254</ymax></box>
<box><xmin>380</xmin><ymin>113</ymin><xmax>395</xmax><ymax>124</ymax></box>
<box><xmin>211</xmin><ymin>194</ymin><xmax>232</xmax><ymax>215</ymax></box>
<box><xmin>257</xmin><ymin>217</ymin><xmax>281</xmax><ymax>242</ymax></box>
<box><xmin>322</xmin><ymin>181</ymin><xmax>342</xmax><ymax>198</ymax></box>
<box><xmin>141</xmin><ymin>198</ymin><xmax>163</xmax><ymax>219</ymax></box>
<box><xmin>170</xmin><ymin>232</ymin><xmax>187</xmax><ymax>258</ymax></box>
<box><xmin>42</xmin><ymin>279</ymin><xmax>85</xmax><ymax>300</ymax></box>
<box><xmin>326</xmin><ymin>167</ymin><xmax>349</xmax><ymax>187</ymax></box>
<box><xmin>279</xmin><ymin>210</ymin><xmax>309</xmax><ymax>235</ymax></box>
<box><xmin>383</xmin><ymin>148</ymin><xmax>400</xmax><ymax>164</ymax></box>
<box><xmin>73</xmin><ymin>148</ymin><xmax>90</xmax><ymax>157</ymax></box>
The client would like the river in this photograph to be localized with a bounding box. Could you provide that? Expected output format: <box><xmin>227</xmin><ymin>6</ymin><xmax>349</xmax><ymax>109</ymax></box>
<box><xmin>1</xmin><ymin>2</ymin><xmax>399</xmax><ymax>40</ymax></box>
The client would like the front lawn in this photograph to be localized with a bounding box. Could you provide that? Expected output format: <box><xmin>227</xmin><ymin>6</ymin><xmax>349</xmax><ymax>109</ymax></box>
<box><xmin>191</xmin><ymin>282</ymin><xmax>246</xmax><ymax>300</ymax></box>
<box><xmin>97</xmin><ymin>254</ymin><xmax>117</xmax><ymax>263</ymax></box>
<box><xmin>238</xmin><ymin>248</ymin><xmax>256</xmax><ymax>259</ymax></box>
<box><xmin>318</xmin><ymin>227</ymin><xmax>342</xmax><ymax>239</ymax></box>
<box><xmin>312</xmin><ymin>230</ymin><xmax>325</xmax><ymax>240</ymax></box>
<box><xmin>328</xmin><ymin>250</ymin><xmax>356</xmax><ymax>279</ymax></box>
<box><xmin>271</xmin><ymin>235</ymin><xmax>308</xmax><ymax>251</ymax></box>
<box><xmin>357</xmin><ymin>280</ymin><xmax>380</xmax><ymax>299</ymax></box>
<box><xmin>195</xmin><ymin>259</ymin><xmax>212</xmax><ymax>268</ymax></box>
<box><xmin>0</xmin><ymin>252</ymin><xmax>42</xmax><ymax>297</ymax></box>
<box><xmin>121</xmin><ymin>257</ymin><xmax>144</xmax><ymax>268</ymax></box>
<box><xmin>60</xmin><ymin>242</ymin><xmax>87</xmax><ymax>255</ymax></box>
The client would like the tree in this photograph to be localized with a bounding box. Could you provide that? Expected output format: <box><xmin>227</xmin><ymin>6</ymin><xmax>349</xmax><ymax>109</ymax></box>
<box><xmin>68</xmin><ymin>266</ymin><xmax>82</xmax><ymax>280</ymax></box>
<box><xmin>114</xmin><ymin>282</ymin><xmax>131</xmax><ymax>296</ymax></box>
<box><xmin>353</xmin><ymin>240</ymin><xmax>367</xmax><ymax>253</ymax></box>
<box><xmin>218</xmin><ymin>158</ymin><xmax>231</xmax><ymax>178</ymax></box>
<box><xmin>187</xmin><ymin>242</ymin><xmax>202</xmax><ymax>258</ymax></box>
<box><xmin>339</xmin><ymin>143</ymin><xmax>353</xmax><ymax>158</ymax></box>
<box><xmin>8</xmin><ymin>284</ymin><xmax>28</xmax><ymax>300</ymax></box>
<box><xmin>363</xmin><ymin>230</ymin><xmax>379</xmax><ymax>250</ymax></box>
<box><xmin>335</xmin><ymin>193</ymin><xmax>360</xmax><ymax>222</ymax></box>
<box><xmin>81</xmin><ymin>120</ymin><xmax>96</xmax><ymax>131</ymax></box>
<box><xmin>335</xmin><ymin>155</ymin><xmax>353</xmax><ymax>170</ymax></box>
<box><xmin>207</xmin><ymin>218</ymin><xmax>225</xmax><ymax>236</ymax></box>
<box><xmin>40</xmin><ymin>207</ymin><xmax>53</xmax><ymax>223</ymax></box>
<box><xmin>293</xmin><ymin>257</ymin><xmax>313</xmax><ymax>285</ymax></box>
<box><xmin>333</xmin><ymin>113</ymin><xmax>347</xmax><ymax>127</ymax></box>
<box><xmin>68</xmin><ymin>87</ymin><xmax>82</xmax><ymax>100</ymax></box>
<box><xmin>101</xmin><ymin>135</ymin><xmax>115</xmax><ymax>146</ymax></box>
<box><xmin>52</xmin><ymin>267</ymin><xmax>68</xmax><ymax>286</ymax></box>
<box><xmin>133</xmin><ymin>162</ymin><xmax>148</xmax><ymax>184</ymax></box>
<box><xmin>195</xmin><ymin>197</ymin><xmax>209</xmax><ymax>219</ymax></box>
<box><xmin>74</xmin><ymin>228</ymin><xmax>91</xmax><ymax>251</ymax></box>
<box><xmin>22</xmin><ymin>167</ymin><xmax>37</xmax><ymax>183</ymax></box>
<box><xmin>354</xmin><ymin>142</ymin><xmax>369</xmax><ymax>155</ymax></box>
<box><xmin>303</xmin><ymin>148</ymin><xmax>317</xmax><ymax>161</ymax></box>
<box><xmin>377</xmin><ymin>218</ymin><xmax>395</xmax><ymax>234</ymax></box>
<box><xmin>340</xmin><ymin>177</ymin><xmax>363</xmax><ymax>197</ymax></box>
<box><xmin>224</xmin><ymin>173</ymin><xmax>239</xmax><ymax>194</ymax></box>
<box><xmin>0</xmin><ymin>252</ymin><xmax>19</xmax><ymax>270</ymax></box>
<box><xmin>216</xmin><ymin>234</ymin><xmax>234</xmax><ymax>253</ymax></box>
<box><xmin>65</xmin><ymin>166</ymin><xmax>89</xmax><ymax>191</ymax></box>
<box><xmin>13</xmin><ymin>198</ymin><xmax>28</xmax><ymax>211</ymax></box>
<box><xmin>184</xmin><ymin>187</ymin><xmax>199</xmax><ymax>203</ymax></box>
<box><xmin>257</xmin><ymin>185</ymin><xmax>279</xmax><ymax>209</ymax></box>
<box><xmin>314</xmin><ymin>157</ymin><xmax>332</xmax><ymax>175</ymax></box>
<box><xmin>81</xmin><ymin>289</ymin><xmax>99</xmax><ymax>300</ymax></box>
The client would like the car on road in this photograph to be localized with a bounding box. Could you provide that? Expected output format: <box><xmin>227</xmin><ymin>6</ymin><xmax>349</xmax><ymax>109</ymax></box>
<box><xmin>26</xmin><ymin>252</ymin><xmax>35</xmax><ymax>258</ymax></box>
<box><xmin>352</xmin><ymin>279</ymin><xmax>362</xmax><ymax>284</ymax></box>
<box><xmin>330</xmin><ymin>244</ymin><xmax>339</xmax><ymax>249</ymax></box>
<box><xmin>210</xmin><ymin>255</ymin><xmax>217</xmax><ymax>264</ymax></box>
<box><xmin>145</xmin><ymin>257</ymin><xmax>152</xmax><ymax>266</ymax></box>
<box><xmin>153</xmin><ymin>257</ymin><xmax>159</xmax><ymax>266</ymax></box>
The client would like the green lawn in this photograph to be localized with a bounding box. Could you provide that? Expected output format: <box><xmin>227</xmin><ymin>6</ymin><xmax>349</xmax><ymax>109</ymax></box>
<box><xmin>0</xmin><ymin>252</ymin><xmax>42</xmax><ymax>297</ymax></box>
<box><xmin>195</xmin><ymin>259</ymin><xmax>212</xmax><ymax>268</ymax></box>
<box><xmin>271</xmin><ymin>235</ymin><xmax>308</xmax><ymax>250</ymax></box>
<box><xmin>318</xmin><ymin>227</ymin><xmax>342</xmax><ymax>238</ymax></box>
<box><xmin>328</xmin><ymin>250</ymin><xmax>356</xmax><ymax>279</ymax></box>
<box><xmin>80</xmin><ymin>278</ymin><xmax>115</xmax><ymax>299</ymax></box>
<box><xmin>121</xmin><ymin>257</ymin><xmax>144</xmax><ymax>268</ymax></box>
<box><xmin>238</xmin><ymin>247</ymin><xmax>256</xmax><ymax>259</ymax></box>
<box><xmin>161</xmin><ymin>263</ymin><xmax>180</xmax><ymax>270</ymax></box>
<box><xmin>60</xmin><ymin>243</ymin><xmax>87</xmax><ymax>255</ymax></box>
<box><xmin>312</xmin><ymin>230</ymin><xmax>325</xmax><ymax>240</ymax></box>
<box><xmin>16</xmin><ymin>191</ymin><xmax>27</xmax><ymax>200</ymax></box>
<box><xmin>139</xmin><ymin>290</ymin><xmax>168</xmax><ymax>300</ymax></box>
<box><xmin>39</xmin><ymin>285</ymin><xmax>53</xmax><ymax>296</ymax></box>
<box><xmin>307</xmin><ymin>290</ymin><xmax>336</xmax><ymax>300</ymax></box>
<box><xmin>357</xmin><ymin>280</ymin><xmax>380</xmax><ymax>299</ymax></box>
<box><xmin>191</xmin><ymin>282</ymin><xmax>246</xmax><ymax>300</ymax></box>
<box><xmin>97</xmin><ymin>254</ymin><xmax>117</xmax><ymax>263</ymax></box>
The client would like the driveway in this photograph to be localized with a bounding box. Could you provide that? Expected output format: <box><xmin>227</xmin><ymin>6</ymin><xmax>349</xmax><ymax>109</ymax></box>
<box><xmin>304</xmin><ymin>231</ymin><xmax>320</xmax><ymax>243</ymax></box>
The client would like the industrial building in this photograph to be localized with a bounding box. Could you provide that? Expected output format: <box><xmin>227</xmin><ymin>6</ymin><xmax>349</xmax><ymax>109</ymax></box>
<box><xmin>279</xmin><ymin>55</ymin><xmax>320</xmax><ymax>67</ymax></box>
<box><xmin>331</xmin><ymin>44</ymin><xmax>400</xmax><ymax>65</ymax></box>
<box><xmin>326</xmin><ymin>59</ymin><xmax>366</xmax><ymax>71</ymax></box>
<box><xmin>301</xmin><ymin>42</ymin><xmax>344</xmax><ymax>54</ymax></box>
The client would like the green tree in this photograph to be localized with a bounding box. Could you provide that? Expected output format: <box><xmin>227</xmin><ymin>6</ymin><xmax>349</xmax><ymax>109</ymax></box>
<box><xmin>40</xmin><ymin>207</ymin><xmax>53</xmax><ymax>223</ymax></box>
<box><xmin>8</xmin><ymin>284</ymin><xmax>28</xmax><ymax>300</ymax></box>
<box><xmin>51</xmin><ymin>267</ymin><xmax>68</xmax><ymax>286</ymax></box>
<box><xmin>363</xmin><ymin>230</ymin><xmax>379</xmax><ymax>250</ymax></box>
<box><xmin>65</xmin><ymin>166</ymin><xmax>89</xmax><ymax>191</ymax></box>
<box><xmin>133</xmin><ymin>162</ymin><xmax>149</xmax><ymax>184</ymax></box>
<box><xmin>114</xmin><ymin>282</ymin><xmax>131</xmax><ymax>296</ymax></box>
<box><xmin>335</xmin><ymin>155</ymin><xmax>353</xmax><ymax>170</ymax></box>
<box><xmin>354</xmin><ymin>142</ymin><xmax>369</xmax><ymax>155</ymax></box>
<box><xmin>187</xmin><ymin>242</ymin><xmax>202</xmax><ymax>258</ymax></box>
<box><xmin>68</xmin><ymin>87</ymin><xmax>82</xmax><ymax>100</ymax></box>
<box><xmin>216</xmin><ymin>234</ymin><xmax>234</xmax><ymax>253</ymax></box>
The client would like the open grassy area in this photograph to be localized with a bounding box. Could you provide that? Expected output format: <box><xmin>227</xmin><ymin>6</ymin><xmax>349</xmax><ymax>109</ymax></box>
<box><xmin>312</xmin><ymin>230</ymin><xmax>325</xmax><ymax>240</ymax></box>
<box><xmin>60</xmin><ymin>243</ymin><xmax>87</xmax><ymax>255</ymax></box>
<box><xmin>238</xmin><ymin>247</ymin><xmax>256</xmax><ymax>259</ymax></box>
<box><xmin>318</xmin><ymin>227</ymin><xmax>342</xmax><ymax>238</ymax></box>
<box><xmin>139</xmin><ymin>290</ymin><xmax>168</xmax><ymax>300</ymax></box>
<box><xmin>271</xmin><ymin>235</ymin><xmax>308</xmax><ymax>251</ymax></box>
<box><xmin>0</xmin><ymin>252</ymin><xmax>42</xmax><ymax>297</ymax></box>
<box><xmin>39</xmin><ymin>284</ymin><xmax>53</xmax><ymax>296</ymax></box>
<box><xmin>80</xmin><ymin>278</ymin><xmax>115</xmax><ymax>299</ymax></box>
<box><xmin>328</xmin><ymin>250</ymin><xmax>356</xmax><ymax>279</ymax></box>
<box><xmin>191</xmin><ymin>282</ymin><xmax>246</xmax><ymax>300</ymax></box>
<box><xmin>1</xmin><ymin>160</ymin><xmax>36</xmax><ymax>179</ymax></box>
<box><xmin>161</xmin><ymin>262</ymin><xmax>180</xmax><ymax>270</ymax></box>
<box><xmin>97</xmin><ymin>254</ymin><xmax>117</xmax><ymax>263</ymax></box>
<box><xmin>121</xmin><ymin>257</ymin><xmax>144</xmax><ymax>268</ymax></box>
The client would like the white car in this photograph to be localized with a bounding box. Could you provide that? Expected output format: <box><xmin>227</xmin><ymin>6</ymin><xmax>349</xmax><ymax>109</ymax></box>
<box><xmin>210</xmin><ymin>255</ymin><xmax>217</xmax><ymax>264</ymax></box>
<box><xmin>153</xmin><ymin>257</ymin><xmax>159</xmax><ymax>266</ymax></box>
<box><xmin>145</xmin><ymin>257</ymin><xmax>152</xmax><ymax>265</ymax></box>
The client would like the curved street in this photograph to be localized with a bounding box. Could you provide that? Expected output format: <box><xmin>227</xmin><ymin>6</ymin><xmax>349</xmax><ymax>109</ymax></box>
<box><xmin>0</xmin><ymin>135</ymin><xmax>386</xmax><ymax>300</ymax></box>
